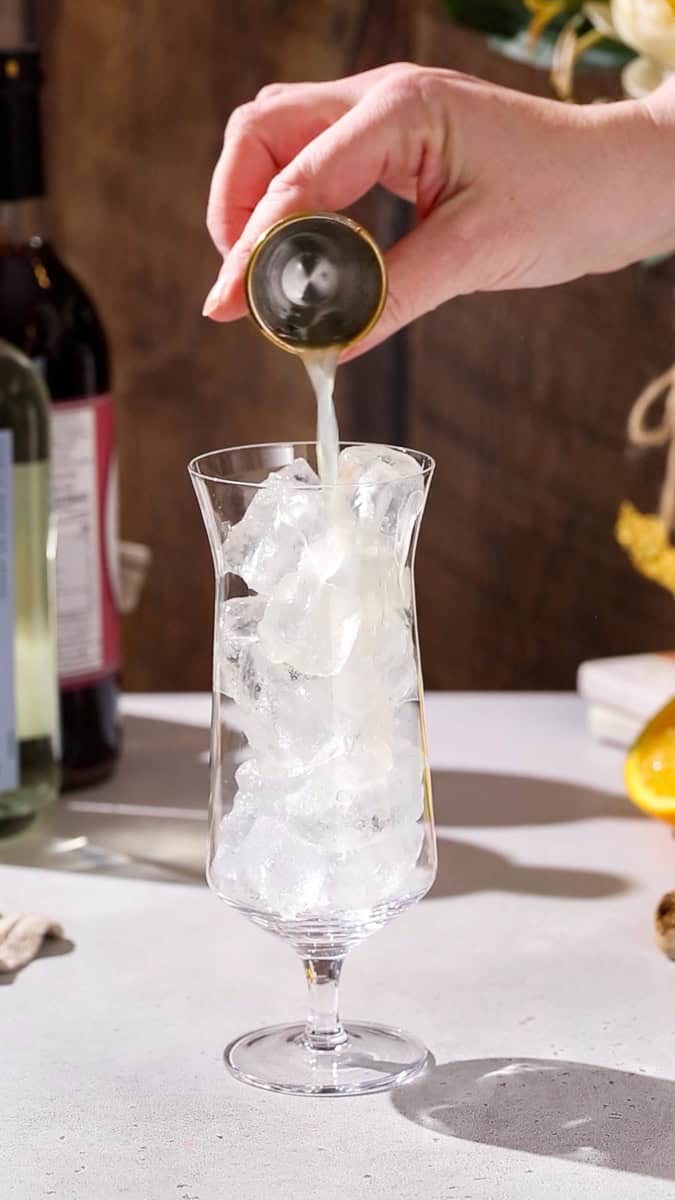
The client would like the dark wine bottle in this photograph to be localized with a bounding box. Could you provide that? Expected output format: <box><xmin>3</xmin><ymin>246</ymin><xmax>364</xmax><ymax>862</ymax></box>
<box><xmin>0</xmin><ymin>46</ymin><xmax>119</xmax><ymax>789</ymax></box>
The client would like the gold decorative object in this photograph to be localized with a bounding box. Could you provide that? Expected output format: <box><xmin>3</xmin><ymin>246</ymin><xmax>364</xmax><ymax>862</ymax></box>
<box><xmin>616</xmin><ymin>503</ymin><xmax>675</xmax><ymax>593</ymax></box>
<box><xmin>524</xmin><ymin>0</ymin><xmax>569</xmax><ymax>46</ymax></box>
<box><xmin>616</xmin><ymin>365</ymin><xmax>675</xmax><ymax>594</ymax></box>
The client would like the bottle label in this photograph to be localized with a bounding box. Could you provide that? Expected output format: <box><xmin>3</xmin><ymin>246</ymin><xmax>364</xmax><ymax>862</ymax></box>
<box><xmin>51</xmin><ymin>395</ymin><xmax>120</xmax><ymax>687</ymax></box>
<box><xmin>0</xmin><ymin>430</ymin><xmax>18</xmax><ymax>792</ymax></box>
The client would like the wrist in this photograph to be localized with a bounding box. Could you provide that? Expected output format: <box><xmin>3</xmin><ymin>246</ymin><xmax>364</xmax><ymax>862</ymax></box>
<box><xmin>588</xmin><ymin>87</ymin><xmax>675</xmax><ymax>269</ymax></box>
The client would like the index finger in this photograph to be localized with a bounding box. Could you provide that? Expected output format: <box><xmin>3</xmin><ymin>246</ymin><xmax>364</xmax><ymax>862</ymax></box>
<box><xmin>204</xmin><ymin>78</ymin><xmax>421</xmax><ymax>322</ymax></box>
<box><xmin>206</xmin><ymin>66</ymin><xmax>408</xmax><ymax>256</ymax></box>
<box><xmin>207</xmin><ymin>82</ymin><xmax>361</xmax><ymax>257</ymax></box>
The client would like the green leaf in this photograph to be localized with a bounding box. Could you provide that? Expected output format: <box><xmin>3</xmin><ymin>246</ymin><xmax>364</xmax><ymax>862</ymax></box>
<box><xmin>442</xmin><ymin>0</ymin><xmax>530</xmax><ymax>37</ymax></box>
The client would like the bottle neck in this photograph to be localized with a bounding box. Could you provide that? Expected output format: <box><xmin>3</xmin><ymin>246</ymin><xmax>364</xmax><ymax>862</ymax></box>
<box><xmin>0</xmin><ymin>48</ymin><xmax>45</xmax><ymax>210</ymax></box>
<box><xmin>0</xmin><ymin>196</ymin><xmax>46</xmax><ymax>248</ymax></box>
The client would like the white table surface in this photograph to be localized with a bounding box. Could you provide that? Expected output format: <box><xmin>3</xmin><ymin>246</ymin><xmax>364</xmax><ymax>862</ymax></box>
<box><xmin>5</xmin><ymin>692</ymin><xmax>675</xmax><ymax>1200</ymax></box>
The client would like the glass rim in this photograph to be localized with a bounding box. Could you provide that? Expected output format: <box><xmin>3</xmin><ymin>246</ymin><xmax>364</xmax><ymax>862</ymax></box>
<box><xmin>187</xmin><ymin>440</ymin><xmax>435</xmax><ymax>490</ymax></box>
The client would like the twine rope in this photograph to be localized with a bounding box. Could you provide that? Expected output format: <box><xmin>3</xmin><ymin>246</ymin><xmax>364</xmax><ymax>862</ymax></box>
<box><xmin>627</xmin><ymin>364</ymin><xmax>675</xmax><ymax>532</ymax></box>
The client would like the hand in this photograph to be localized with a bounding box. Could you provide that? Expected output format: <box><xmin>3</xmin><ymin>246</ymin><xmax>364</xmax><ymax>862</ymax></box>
<box><xmin>203</xmin><ymin>63</ymin><xmax>675</xmax><ymax>356</ymax></box>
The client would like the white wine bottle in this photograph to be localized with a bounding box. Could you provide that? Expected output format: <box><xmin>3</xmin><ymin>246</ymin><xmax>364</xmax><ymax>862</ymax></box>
<box><xmin>0</xmin><ymin>47</ymin><xmax>120</xmax><ymax>789</ymax></box>
<box><xmin>0</xmin><ymin>339</ymin><xmax>59</xmax><ymax>823</ymax></box>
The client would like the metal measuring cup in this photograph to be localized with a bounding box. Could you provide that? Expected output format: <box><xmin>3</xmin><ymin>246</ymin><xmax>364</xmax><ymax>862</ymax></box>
<box><xmin>245</xmin><ymin>212</ymin><xmax>387</xmax><ymax>354</ymax></box>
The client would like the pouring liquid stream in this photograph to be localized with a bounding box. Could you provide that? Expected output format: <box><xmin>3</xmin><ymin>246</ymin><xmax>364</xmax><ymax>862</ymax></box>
<box><xmin>302</xmin><ymin>348</ymin><xmax>348</xmax><ymax>717</ymax></box>
<box><xmin>303</xmin><ymin>349</ymin><xmax>340</xmax><ymax>488</ymax></box>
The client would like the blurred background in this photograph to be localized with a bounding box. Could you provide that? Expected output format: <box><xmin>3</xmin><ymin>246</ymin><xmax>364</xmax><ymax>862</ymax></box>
<box><xmin>12</xmin><ymin>0</ymin><xmax>675</xmax><ymax>692</ymax></box>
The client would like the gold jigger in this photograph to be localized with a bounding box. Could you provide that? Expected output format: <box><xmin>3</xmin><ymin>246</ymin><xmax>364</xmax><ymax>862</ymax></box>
<box><xmin>245</xmin><ymin>212</ymin><xmax>387</xmax><ymax>355</ymax></box>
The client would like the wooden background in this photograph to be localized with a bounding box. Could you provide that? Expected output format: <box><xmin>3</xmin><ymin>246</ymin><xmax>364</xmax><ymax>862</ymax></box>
<box><xmin>29</xmin><ymin>0</ymin><xmax>675</xmax><ymax>689</ymax></box>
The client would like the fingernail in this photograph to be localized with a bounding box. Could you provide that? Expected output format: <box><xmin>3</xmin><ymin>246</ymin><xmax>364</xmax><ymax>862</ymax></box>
<box><xmin>202</xmin><ymin>275</ymin><xmax>228</xmax><ymax>317</ymax></box>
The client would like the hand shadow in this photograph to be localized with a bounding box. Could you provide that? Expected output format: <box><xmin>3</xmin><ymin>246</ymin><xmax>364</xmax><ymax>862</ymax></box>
<box><xmin>429</xmin><ymin>769</ymin><xmax>633</xmax><ymax>901</ymax></box>
<box><xmin>431</xmin><ymin>834</ymin><xmax>631</xmax><ymax>902</ymax></box>
<box><xmin>0</xmin><ymin>933</ymin><xmax>75</xmax><ymax>986</ymax></box>
<box><xmin>392</xmin><ymin>1057</ymin><xmax>675</xmax><ymax>1180</ymax></box>
<box><xmin>431</xmin><ymin>770</ymin><xmax>640</xmax><ymax>830</ymax></box>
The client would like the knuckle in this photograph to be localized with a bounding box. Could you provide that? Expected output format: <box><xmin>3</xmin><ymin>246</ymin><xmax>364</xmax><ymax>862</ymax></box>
<box><xmin>416</xmin><ymin>69</ymin><xmax>458</xmax><ymax>110</ymax></box>
<box><xmin>255</xmin><ymin>82</ymin><xmax>287</xmax><ymax>103</ymax></box>
<box><xmin>274</xmin><ymin>151</ymin><xmax>332</xmax><ymax>207</ymax></box>
<box><xmin>225</xmin><ymin>83</ymin><xmax>291</xmax><ymax>142</ymax></box>
<box><xmin>382</xmin><ymin>61</ymin><xmax>419</xmax><ymax>84</ymax></box>
<box><xmin>384</xmin><ymin>63</ymin><xmax>424</xmax><ymax>95</ymax></box>
<box><xmin>385</xmin><ymin>287</ymin><xmax>412</xmax><ymax>331</ymax></box>
<box><xmin>394</xmin><ymin>67</ymin><xmax>437</xmax><ymax>104</ymax></box>
<box><xmin>205</xmin><ymin>189</ymin><xmax>229</xmax><ymax>246</ymax></box>
<box><xmin>224</xmin><ymin>99</ymin><xmax>259</xmax><ymax>140</ymax></box>
<box><xmin>369</xmin><ymin>64</ymin><xmax>435</xmax><ymax>114</ymax></box>
<box><xmin>265</xmin><ymin>168</ymin><xmax>304</xmax><ymax>203</ymax></box>
<box><xmin>205</xmin><ymin>202</ymin><xmax>223</xmax><ymax>245</ymax></box>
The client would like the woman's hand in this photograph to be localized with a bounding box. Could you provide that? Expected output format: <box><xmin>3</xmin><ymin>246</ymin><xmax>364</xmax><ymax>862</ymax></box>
<box><xmin>204</xmin><ymin>63</ymin><xmax>675</xmax><ymax>355</ymax></box>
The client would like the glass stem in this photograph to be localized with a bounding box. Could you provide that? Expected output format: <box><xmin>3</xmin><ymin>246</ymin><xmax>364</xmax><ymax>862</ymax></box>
<box><xmin>303</xmin><ymin>957</ymin><xmax>348</xmax><ymax>1051</ymax></box>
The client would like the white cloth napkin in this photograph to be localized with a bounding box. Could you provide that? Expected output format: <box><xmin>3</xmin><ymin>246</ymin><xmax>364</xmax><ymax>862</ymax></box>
<box><xmin>0</xmin><ymin>912</ymin><xmax>64</xmax><ymax>973</ymax></box>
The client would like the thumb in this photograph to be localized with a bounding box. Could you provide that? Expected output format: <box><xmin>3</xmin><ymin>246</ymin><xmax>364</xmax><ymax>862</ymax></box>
<box><xmin>203</xmin><ymin>95</ymin><xmax>397</xmax><ymax>321</ymax></box>
<box><xmin>341</xmin><ymin>195</ymin><xmax>476</xmax><ymax>360</ymax></box>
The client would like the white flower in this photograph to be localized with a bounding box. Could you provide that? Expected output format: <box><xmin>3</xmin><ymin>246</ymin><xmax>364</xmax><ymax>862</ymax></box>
<box><xmin>612</xmin><ymin>0</ymin><xmax>675</xmax><ymax>67</ymax></box>
<box><xmin>622</xmin><ymin>53</ymin><xmax>672</xmax><ymax>94</ymax></box>
<box><xmin>585</xmin><ymin>0</ymin><xmax>675</xmax><ymax>95</ymax></box>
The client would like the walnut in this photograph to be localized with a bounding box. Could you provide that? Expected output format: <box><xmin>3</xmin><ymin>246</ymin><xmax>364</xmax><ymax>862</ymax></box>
<box><xmin>655</xmin><ymin>892</ymin><xmax>675</xmax><ymax>959</ymax></box>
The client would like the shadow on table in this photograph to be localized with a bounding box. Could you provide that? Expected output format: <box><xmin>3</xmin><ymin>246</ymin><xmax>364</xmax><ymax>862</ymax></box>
<box><xmin>431</xmin><ymin>832</ymin><xmax>630</xmax><ymax>901</ymax></box>
<box><xmin>0</xmin><ymin>738</ymin><xmax>634</xmax><ymax>898</ymax></box>
<box><xmin>392</xmin><ymin>1056</ymin><xmax>675</xmax><ymax>1180</ymax></box>
<box><xmin>429</xmin><ymin>770</ymin><xmax>633</xmax><ymax>901</ymax></box>
<box><xmin>431</xmin><ymin>769</ymin><xmax>640</xmax><ymax>829</ymax></box>
<box><xmin>0</xmin><ymin>717</ymin><xmax>209</xmax><ymax>885</ymax></box>
<box><xmin>427</xmin><ymin>770</ymin><xmax>635</xmax><ymax>900</ymax></box>
<box><xmin>0</xmin><ymin>933</ymin><xmax>75</xmax><ymax>987</ymax></box>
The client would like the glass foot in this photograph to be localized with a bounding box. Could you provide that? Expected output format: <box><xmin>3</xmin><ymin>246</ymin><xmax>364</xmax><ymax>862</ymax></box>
<box><xmin>224</xmin><ymin>1021</ymin><xmax>431</xmax><ymax>1096</ymax></box>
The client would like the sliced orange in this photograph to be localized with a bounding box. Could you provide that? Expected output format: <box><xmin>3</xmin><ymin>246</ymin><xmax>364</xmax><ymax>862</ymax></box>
<box><xmin>626</xmin><ymin>697</ymin><xmax>675</xmax><ymax>824</ymax></box>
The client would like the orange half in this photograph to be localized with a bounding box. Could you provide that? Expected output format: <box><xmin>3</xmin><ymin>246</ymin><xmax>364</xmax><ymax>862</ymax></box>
<box><xmin>626</xmin><ymin>697</ymin><xmax>675</xmax><ymax>824</ymax></box>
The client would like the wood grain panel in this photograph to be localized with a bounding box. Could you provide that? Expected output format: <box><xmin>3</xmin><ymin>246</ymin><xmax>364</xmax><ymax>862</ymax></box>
<box><xmin>37</xmin><ymin>0</ymin><xmax>675</xmax><ymax>690</ymax></box>
<box><xmin>408</xmin><ymin>6</ymin><xmax>675</xmax><ymax>688</ymax></box>
<box><xmin>39</xmin><ymin>0</ymin><xmax>405</xmax><ymax>690</ymax></box>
